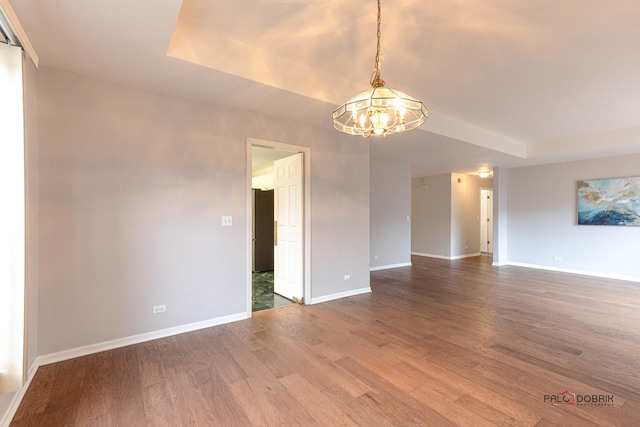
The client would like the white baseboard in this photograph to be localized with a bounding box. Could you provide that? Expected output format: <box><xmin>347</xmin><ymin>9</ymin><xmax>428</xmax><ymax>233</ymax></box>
<box><xmin>451</xmin><ymin>252</ymin><xmax>481</xmax><ymax>260</ymax></box>
<box><xmin>504</xmin><ymin>262</ymin><xmax>640</xmax><ymax>283</ymax></box>
<box><xmin>370</xmin><ymin>262</ymin><xmax>411</xmax><ymax>271</ymax></box>
<box><xmin>411</xmin><ymin>252</ymin><xmax>450</xmax><ymax>260</ymax></box>
<box><xmin>37</xmin><ymin>312</ymin><xmax>249</xmax><ymax>367</ymax></box>
<box><xmin>1</xmin><ymin>362</ymin><xmax>40</xmax><ymax>427</ymax></box>
<box><xmin>309</xmin><ymin>287</ymin><xmax>371</xmax><ymax>305</ymax></box>
<box><xmin>1</xmin><ymin>311</ymin><xmax>249</xmax><ymax>426</ymax></box>
<box><xmin>412</xmin><ymin>252</ymin><xmax>481</xmax><ymax>260</ymax></box>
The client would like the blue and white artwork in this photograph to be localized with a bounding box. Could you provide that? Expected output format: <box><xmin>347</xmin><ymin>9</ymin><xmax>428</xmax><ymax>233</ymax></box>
<box><xmin>577</xmin><ymin>177</ymin><xmax>640</xmax><ymax>226</ymax></box>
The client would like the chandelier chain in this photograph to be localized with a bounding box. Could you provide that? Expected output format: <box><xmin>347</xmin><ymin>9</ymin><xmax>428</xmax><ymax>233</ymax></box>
<box><xmin>370</xmin><ymin>0</ymin><xmax>383</xmax><ymax>87</ymax></box>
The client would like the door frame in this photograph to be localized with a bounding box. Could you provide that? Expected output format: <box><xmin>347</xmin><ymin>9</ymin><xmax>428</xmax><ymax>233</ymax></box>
<box><xmin>246</xmin><ymin>137</ymin><xmax>311</xmax><ymax>316</ymax></box>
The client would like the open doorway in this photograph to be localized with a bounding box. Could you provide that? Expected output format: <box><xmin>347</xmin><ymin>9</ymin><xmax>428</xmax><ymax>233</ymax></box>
<box><xmin>247</xmin><ymin>139</ymin><xmax>310</xmax><ymax>314</ymax></box>
<box><xmin>251</xmin><ymin>185</ymin><xmax>289</xmax><ymax>311</ymax></box>
<box><xmin>480</xmin><ymin>188</ymin><xmax>493</xmax><ymax>253</ymax></box>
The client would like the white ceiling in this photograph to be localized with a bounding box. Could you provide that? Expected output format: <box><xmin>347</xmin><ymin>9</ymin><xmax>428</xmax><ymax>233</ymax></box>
<box><xmin>10</xmin><ymin>0</ymin><xmax>640</xmax><ymax>176</ymax></box>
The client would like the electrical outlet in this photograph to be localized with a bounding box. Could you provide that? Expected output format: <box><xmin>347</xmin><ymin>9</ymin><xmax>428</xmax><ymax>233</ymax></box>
<box><xmin>152</xmin><ymin>304</ymin><xmax>166</xmax><ymax>314</ymax></box>
<box><xmin>344</xmin><ymin>274</ymin><xmax>351</xmax><ymax>280</ymax></box>
<box><xmin>553</xmin><ymin>256</ymin><xmax>562</xmax><ymax>261</ymax></box>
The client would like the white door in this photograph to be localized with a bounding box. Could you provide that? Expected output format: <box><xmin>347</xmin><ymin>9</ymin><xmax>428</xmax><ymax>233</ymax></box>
<box><xmin>480</xmin><ymin>189</ymin><xmax>493</xmax><ymax>253</ymax></box>
<box><xmin>273</xmin><ymin>153</ymin><xmax>304</xmax><ymax>302</ymax></box>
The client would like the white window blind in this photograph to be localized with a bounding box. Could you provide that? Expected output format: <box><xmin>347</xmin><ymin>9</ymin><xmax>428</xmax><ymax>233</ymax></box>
<box><xmin>0</xmin><ymin>41</ymin><xmax>25</xmax><ymax>395</ymax></box>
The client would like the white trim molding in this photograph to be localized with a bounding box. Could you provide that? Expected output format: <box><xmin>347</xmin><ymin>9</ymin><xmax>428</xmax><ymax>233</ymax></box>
<box><xmin>504</xmin><ymin>262</ymin><xmax>640</xmax><ymax>283</ymax></box>
<box><xmin>412</xmin><ymin>252</ymin><xmax>482</xmax><ymax>260</ymax></box>
<box><xmin>370</xmin><ymin>262</ymin><xmax>411</xmax><ymax>271</ymax></box>
<box><xmin>0</xmin><ymin>362</ymin><xmax>38</xmax><ymax>427</ymax></box>
<box><xmin>37</xmin><ymin>312</ymin><xmax>249</xmax><ymax>367</ymax></box>
<box><xmin>309</xmin><ymin>287</ymin><xmax>371</xmax><ymax>305</ymax></box>
<box><xmin>246</xmin><ymin>138</ymin><xmax>312</xmax><ymax>315</ymax></box>
<box><xmin>1</xmin><ymin>311</ymin><xmax>249</xmax><ymax>426</ymax></box>
<box><xmin>0</xmin><ymin>0</ymin><xmax>39</xmax><ymax>66</ymax></box>
<box><xmin>412</xmin><ymin>252</ymin><xmax>450</xmax><ymax>260</ymax></box>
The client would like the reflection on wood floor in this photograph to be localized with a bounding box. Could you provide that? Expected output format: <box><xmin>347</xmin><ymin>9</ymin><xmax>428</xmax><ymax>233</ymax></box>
<box><xmin>10</xmin><ymin>255</ymin><xmax>640</xmax><ymax>426</ymax></box>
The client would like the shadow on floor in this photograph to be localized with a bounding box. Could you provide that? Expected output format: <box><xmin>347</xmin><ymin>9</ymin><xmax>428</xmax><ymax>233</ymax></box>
<box><xmin>252</xmin><ymin>271</ymin><xmax>294</xmax><ymax>312</ymax></box>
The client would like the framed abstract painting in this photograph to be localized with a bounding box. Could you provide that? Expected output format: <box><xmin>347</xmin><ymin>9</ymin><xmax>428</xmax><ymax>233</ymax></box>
<box><xmin>577</xmin><ymin>177</ymin><xmax>640</xmax><ymax>226</ymax></box>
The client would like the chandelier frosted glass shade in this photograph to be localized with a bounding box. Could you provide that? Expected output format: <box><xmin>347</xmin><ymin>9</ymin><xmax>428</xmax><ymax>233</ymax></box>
<box><xmin>332</xmin><ymin>0</ymin><xmax>428</xmax><ymax>137</ymax></box>
<box><xmin>332</xmin><ymin>85</ymin><xmax>428</xmax><ymax>137</ymax></box>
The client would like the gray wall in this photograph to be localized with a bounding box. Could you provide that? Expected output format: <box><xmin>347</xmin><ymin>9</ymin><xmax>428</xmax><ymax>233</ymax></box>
<box><xmin>493</xmin><ymin>168</ymin><xmax>508</xmax><ymax>265</ymax></box>
<box><xmin>451</xmin><ymin>173</ymin><xmax>484</xmax><ymax>257</ymax></box>
<box><xmin>36</xmin><ymin>68</ymin><xmax>370</xmax><ymax>356</ymax></box>
<box><xmin>507</xmin><ymin>154</ymin><xmax>640</xmax><ymax>279</ymax></box>
<box><xmin>370</xmin><ymin>160</ymin><xmax>411</xmax><ymax>269</ymax></box>
<box><xmin>411</xmin><ymin>174</ymin><xmax>451</xmax><ymax>257</ymax></box>
<box><xmin>412</xmin><ymin>173</ymin><xmax>489</xmax><ymax>258</ymax></box>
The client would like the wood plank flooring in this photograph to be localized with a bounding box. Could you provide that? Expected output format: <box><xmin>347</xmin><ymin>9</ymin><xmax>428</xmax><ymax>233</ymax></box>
<box><xmin>11</xmin><ymin>255</ymin><xmax>640</xmax><ymax>426</ymax></box>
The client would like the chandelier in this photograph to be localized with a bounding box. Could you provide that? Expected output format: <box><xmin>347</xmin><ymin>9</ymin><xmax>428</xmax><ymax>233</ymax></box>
<box><xmin>332</xmin><ymin>0</ymin><xmax>428</xmax><ymax>137</ymax></box>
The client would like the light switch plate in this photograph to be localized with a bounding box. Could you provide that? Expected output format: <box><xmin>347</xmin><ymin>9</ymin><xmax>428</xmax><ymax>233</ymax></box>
<box><xmin>222</xmin><ymin>216</ymin><xmax>232</xmax><ymax>226</ymax></box>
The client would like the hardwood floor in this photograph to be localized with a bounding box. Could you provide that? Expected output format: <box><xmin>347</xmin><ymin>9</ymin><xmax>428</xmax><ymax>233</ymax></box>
<box><xmin>11</xmin><ymin>255</ymin><xmax>640</xmax><ymax>426</ymax></box>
